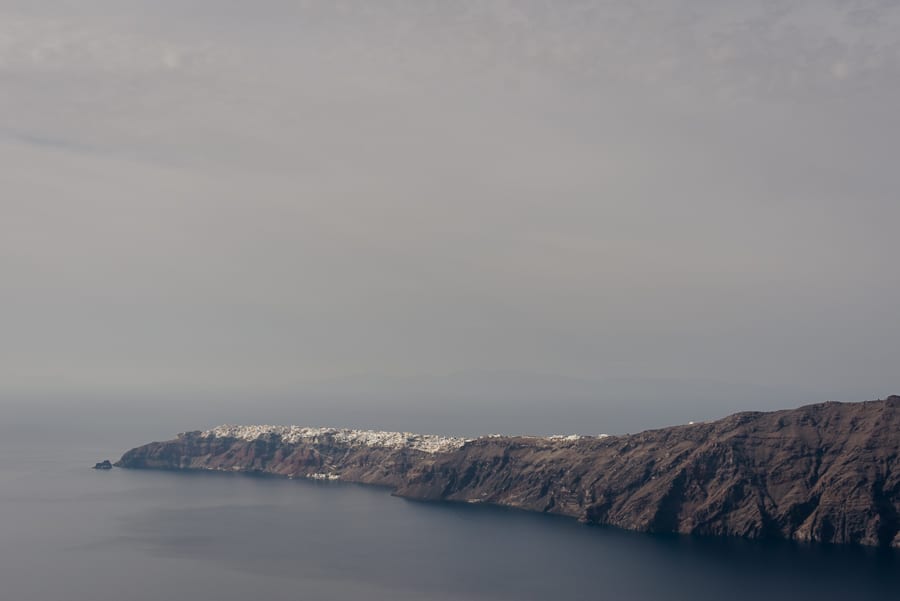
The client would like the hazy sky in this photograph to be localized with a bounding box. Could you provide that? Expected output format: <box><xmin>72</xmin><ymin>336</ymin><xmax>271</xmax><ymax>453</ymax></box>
<box><xmin>2</xmin><ymin>1</ymin><xmax>899</xmax><ymax>423</ymax></box>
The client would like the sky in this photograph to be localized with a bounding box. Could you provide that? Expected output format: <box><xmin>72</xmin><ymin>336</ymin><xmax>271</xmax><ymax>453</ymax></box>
<box><xmin>2</xmin><ymin>1</ymin><xmax>899</xmax><ymax>435</ymax></box>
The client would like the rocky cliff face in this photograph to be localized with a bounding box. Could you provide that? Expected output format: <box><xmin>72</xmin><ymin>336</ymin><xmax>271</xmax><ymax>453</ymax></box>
<box><xmin>116</xmin><ymin>425</ymin><xmax>456</xmax><ymax>488</ymax></box>
<box><xmin>117</xmin><ymin>396</ymin><xmax>900</xmax><ymax>548</ymax></box>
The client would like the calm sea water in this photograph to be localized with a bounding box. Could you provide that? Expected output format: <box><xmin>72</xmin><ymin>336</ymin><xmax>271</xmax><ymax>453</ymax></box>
<box><xmin>2</xmin><ymin>429</ymin><xmax>898</xmax><ymax>601</ymax></box>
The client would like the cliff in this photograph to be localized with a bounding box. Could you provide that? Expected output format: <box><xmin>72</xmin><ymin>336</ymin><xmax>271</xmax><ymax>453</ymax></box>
<box><xmin>117</xmin><ymin>396</ymin><xmax>900</xmax><ymax>548</ymax></box>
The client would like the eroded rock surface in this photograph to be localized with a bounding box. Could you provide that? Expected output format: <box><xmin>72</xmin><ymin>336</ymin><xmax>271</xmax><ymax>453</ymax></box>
<box><xmin>117</xmin><ymin>396</ymin><xmax>900</xmax><ymax>547</ymax></box>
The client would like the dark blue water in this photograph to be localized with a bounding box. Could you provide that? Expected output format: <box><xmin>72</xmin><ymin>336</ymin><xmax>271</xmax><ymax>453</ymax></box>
<box><xmin>2</xmin><ymin>430</ymin><xmax>898</xmax><ymax>601</ymax></box>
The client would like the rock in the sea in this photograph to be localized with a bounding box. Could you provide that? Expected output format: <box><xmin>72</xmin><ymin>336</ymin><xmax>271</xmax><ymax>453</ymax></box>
<box><xmin>93</xmin><ymin>460</ymin><xmax>113</xmax><ymax>470</ymax></box>
<box><xmin>116</xmin><ymin>396</ymin><xmax>900</xmax><ymax>548</ymax></box>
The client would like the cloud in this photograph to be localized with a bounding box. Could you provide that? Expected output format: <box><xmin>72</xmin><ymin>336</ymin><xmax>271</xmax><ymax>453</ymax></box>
<box><xmin>0</xmin><ymin>1</ymin><xmax>898</xmax><ymax>408</ymax></box>
<box><xmin>0</xmin><ymin>12</ymin><xmax>205</xmax><ymax>73</ymax></box>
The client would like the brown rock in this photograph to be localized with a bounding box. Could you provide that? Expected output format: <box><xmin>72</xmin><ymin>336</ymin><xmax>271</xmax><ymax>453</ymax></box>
<box><xmin>116</xmin><ymin>396</ymin><xmax>900</xmax><ymax>547</ymax></box>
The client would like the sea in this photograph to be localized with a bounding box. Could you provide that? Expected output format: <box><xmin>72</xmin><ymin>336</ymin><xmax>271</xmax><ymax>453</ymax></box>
<box><xmin>2</xmin><ymin>413</ymin><xmax>898</xmax><ymax>601</ymax></box>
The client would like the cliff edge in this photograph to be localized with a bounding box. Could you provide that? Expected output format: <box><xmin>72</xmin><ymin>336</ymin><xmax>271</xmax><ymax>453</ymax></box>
<box><xmin>117</xmin><ymin>396</ymin><xmax>900</xmax><ymax>548</ymax></box>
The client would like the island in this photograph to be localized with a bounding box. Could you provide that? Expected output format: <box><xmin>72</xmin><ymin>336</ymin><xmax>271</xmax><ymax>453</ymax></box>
<box><xmin>117</xmin><ymin>395</ymin><xmax>900</xmax><ymax>548</ymax></box>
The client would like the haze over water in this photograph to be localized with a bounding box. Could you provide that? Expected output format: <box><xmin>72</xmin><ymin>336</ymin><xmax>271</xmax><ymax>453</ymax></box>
<box><xmin>3</xmin><ymin>1</ymin><xmax>900</xmax><ymax>410</ymax></box>
<box><xmin>3</xmin><ymin>2</ymin><xmax>900</xmax><ymax>598</ymax></box>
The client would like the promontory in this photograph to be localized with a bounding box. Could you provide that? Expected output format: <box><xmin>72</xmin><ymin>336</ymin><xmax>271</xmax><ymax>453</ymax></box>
<box><xmin>116</xmin><ymin>395</ymin><xmax>900</xmax><ymax>548</ymax></box>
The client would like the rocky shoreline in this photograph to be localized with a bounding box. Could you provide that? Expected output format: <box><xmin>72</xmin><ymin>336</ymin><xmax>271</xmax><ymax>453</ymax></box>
<box><xmin>117</xmin><ymin>396</ymin><xmax>900</xmax><ymax>548</ymax></box>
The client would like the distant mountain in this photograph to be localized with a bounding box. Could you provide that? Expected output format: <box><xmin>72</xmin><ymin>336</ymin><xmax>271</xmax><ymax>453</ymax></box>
<box><xmin>118</xmin><ymin>396</ymin><xmax>900</xmax><ymax>548</ymax></box>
